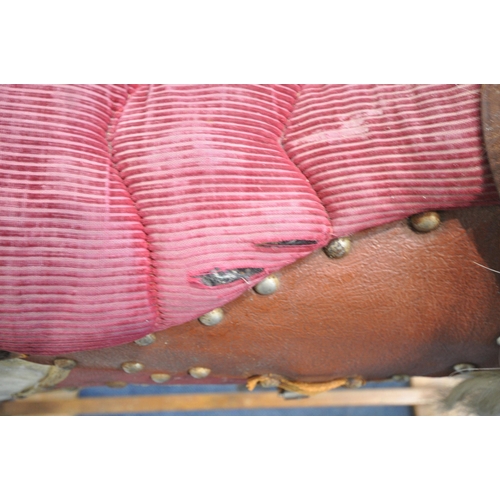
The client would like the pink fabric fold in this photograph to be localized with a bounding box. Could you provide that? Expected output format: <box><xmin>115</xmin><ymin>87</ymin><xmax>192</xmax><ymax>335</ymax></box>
<box><xmin>284</xmin><ymin>84</ymin><xmax>499</xmax><ymax>236</ymax></box>
<box><xmin>0</xmin><ymin>85</ymin><xmax>157</xmax><ymax>353</ymax></box>
<box><xmin>111</xmin><ymin>84</ymin><xmax>332</xmax><ymax>329</ymax></box>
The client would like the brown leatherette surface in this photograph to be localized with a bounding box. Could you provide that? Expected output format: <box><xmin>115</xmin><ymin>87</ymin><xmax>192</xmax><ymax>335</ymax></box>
<box><xmin>27</xmin><ymin>206</ymin><xmax>500</xmax><ymax>387</ymax></box>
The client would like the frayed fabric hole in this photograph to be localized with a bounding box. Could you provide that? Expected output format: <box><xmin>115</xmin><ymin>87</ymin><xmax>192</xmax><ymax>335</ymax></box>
<box><xmin>190</xmin><ymin>267</ymin><xmax>265</xmax><ymax>288</ymax></box>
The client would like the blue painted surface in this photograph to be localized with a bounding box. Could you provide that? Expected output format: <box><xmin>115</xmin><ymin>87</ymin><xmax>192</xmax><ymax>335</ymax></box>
<box><xmin>78</xmin><ymin>380</ymin><xmax>413</xmax><ymax>416</ymax></box>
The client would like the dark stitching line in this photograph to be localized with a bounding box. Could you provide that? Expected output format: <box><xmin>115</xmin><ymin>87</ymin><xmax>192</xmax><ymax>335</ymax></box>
<box><xmin>105</xmin><ymin>84</ymin><xmax>160</xmax><ymax>325</ymax></box>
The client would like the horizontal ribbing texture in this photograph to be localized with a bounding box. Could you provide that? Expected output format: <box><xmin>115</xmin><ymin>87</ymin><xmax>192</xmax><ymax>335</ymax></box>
<box><xmin>2</xmin><ymin>84</ymin><xmax>500</xmax><ymax>355</ymax></box>
<box><xmin>0</xmin><ymin>85</ymin><xmax>157</xmax><ymax>354</ymax></box>
<box><xmin>284</xmin><ymin>84</ymin><xmax>500</xmax><ymax>236</ymax></box>
<box><xmin>112</xmin><ymin>85</ymin><xmax>332</xmax><ymax>327</ymax></box>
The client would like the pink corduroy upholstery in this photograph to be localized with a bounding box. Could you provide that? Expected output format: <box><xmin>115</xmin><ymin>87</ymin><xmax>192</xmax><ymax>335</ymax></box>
<box><xmin>0</xmin><ymin>85</ymin><xmax>157</xmax><ymax>353</ymax></box>
<box><xmin>112</xmin><ymin>85</ymin><xmax>332</xmax><ymax>328</ymax></box>
<box><xmin>0</xmin><ymin>84</ymin><xmax>498</xmax><ymax>354</ymax></box>
<box><xmin>284</xmin><ymin>84</ymin><xmax>498</xmax><ymax>236</ymax></box>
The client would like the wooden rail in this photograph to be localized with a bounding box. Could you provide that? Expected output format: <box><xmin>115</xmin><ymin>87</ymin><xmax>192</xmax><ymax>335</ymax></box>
<box><xmin>0</xmin><ymin>378</ymin><xmax>459</xmax><ymax>416</ymax></box>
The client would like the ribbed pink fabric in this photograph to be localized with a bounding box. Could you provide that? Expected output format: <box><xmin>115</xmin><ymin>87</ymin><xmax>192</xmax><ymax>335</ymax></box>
<box><xmin>112</xmin><ymin>85</ymin><xmax>332</xmax><ymax>328</ymax></box>
<box><xmin>1</xmin><ymin>84</ymin><xmax>499</xmax><ymax>355</ymax></box>
<box><xmin>284</xmin><ymin>84</ymin><xmax>500</xmax><ymax>236</ymax></box>
<box><xmin>0</xmin><ymin>85</ymin><xmax>156</xmax><ymax>354</ymax></box>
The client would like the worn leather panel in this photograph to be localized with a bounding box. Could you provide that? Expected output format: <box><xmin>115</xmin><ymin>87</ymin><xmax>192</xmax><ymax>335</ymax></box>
<box><xmin>28</xmin><ymin>206</ymin><xmax>500</xmax><ymax>385</ymax></box>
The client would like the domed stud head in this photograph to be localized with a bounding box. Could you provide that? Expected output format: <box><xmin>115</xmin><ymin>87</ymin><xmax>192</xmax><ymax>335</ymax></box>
<box><xmin>198</xmin><ymin>308</ymin><xmax>224</xmax><ymax>326</ymax></box>
<box><xmin>253</xmin><ymin>275</ymin><xmax>279</xmax><ymax>295</ymax></box>
<box><xmin>54</xmin><ymin>358</ymin><xmax>77</xmax><ymax>370</ymax></box>
<box><xmin>107</xmin><ymin>381</ymin><xmax>127</xmax><ymax>389</ymax></box>
<box><xmin>409</xmin><ymin>211</ymin><xmax>441</xmax><ymax>233</ymax></box>
<box><xmin>188</xmin><ymin>367</ymin><xmax>211</xmax><ymax>379</ymax></box>
<box><xmin>151</xmin><ymin>373</ymin><xmax>171</xmax><ymax>384</ymax></box>
<box><xmin>134</xmin><ymin>333</ymin><xmax>156</xmax><ymax>346</ymax></box>
<box><xmin>324</xmin><ymin>237</ymin><xmax>352</xmax><ymax>259</ymax></box>
<box><xmin>121</xmin><ymin>361</ymin><xmax>145</xmax><ymax>374</ymax></box>
<box><xmin>453</xmin><ymin>363</ymin><xmax>477</xmax><ymax>373</ymax></box>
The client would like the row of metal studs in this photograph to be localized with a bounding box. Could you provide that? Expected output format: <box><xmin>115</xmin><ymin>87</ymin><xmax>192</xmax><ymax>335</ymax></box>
<box><xmin>2</xmin><ymin>210</ymin><xmax>485</xmax><ymax>389</ymax></box>
<box><xmin>118</xmin><ymin>275</ymin><xmax>283</xmax><ymax>382</ymax></box>
<box><xmin>116</xmin><ymin>211</ymin><xmax>485</xmax><ymax>384</ymax></box>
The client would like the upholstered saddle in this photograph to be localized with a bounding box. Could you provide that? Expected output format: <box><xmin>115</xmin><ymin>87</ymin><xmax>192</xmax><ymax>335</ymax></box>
<box><xmin>1</xmin><ymin>84</ymin><xmax>500</xmax><ymax>396</ymax></box>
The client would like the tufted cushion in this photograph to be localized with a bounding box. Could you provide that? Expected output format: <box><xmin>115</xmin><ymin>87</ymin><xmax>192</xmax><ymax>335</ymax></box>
<box><xmin>284</xmin><ymin>84</ymin><xmax>499</xmax><ymax>236</ymax></box>
<box><xmin>0</xmin><ymin>84</ymin><xmax>497</xmax><ymax>355</ymax></box>
<box><xmin>0</xmin><ymin>85</ymin><xmax>157</xmax><ymax>353</ymax></box>
<box><xmin>111</xmin><ymin>84</ymin><xmax>332</xmax><ymax>329</ymax></box>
